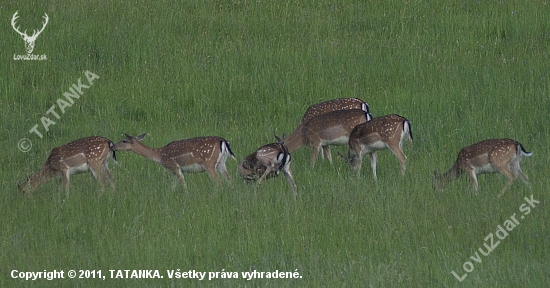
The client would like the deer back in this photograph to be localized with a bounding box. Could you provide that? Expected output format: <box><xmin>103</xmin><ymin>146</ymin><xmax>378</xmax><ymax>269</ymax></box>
<box><xmin>303</xmin><ymin>109</ymin><xmax>371</xmax><ymax>142</ymax></box>
<box><xmin>300</xmin><ymin>98</ymin><xmax>369</xmax><ymax>124</ymax></box>
<box><xmin>350</xmin><ymin>114</ymin><xmax>411</xmax><ymax>144</ymax></box>
<box><xmin>160</xmin><ymin>136</ymin><xmax>230</xmax><ymax>167</ymax></box>
<box><xmin>47</xmin><ymin>136</ymin><xmax>114</xmax><ymax>169</ymax></box>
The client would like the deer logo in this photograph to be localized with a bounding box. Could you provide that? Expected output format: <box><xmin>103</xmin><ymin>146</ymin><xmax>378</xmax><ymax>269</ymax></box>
<box><xmin>11</xmin><ymin>11</ymin><xmax>49</xmax><ymax>54</ymax></box>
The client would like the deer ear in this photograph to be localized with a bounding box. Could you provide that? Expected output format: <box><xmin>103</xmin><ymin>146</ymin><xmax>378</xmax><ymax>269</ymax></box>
<box><xmin>274</xmin><ymin>135</ymin><xmax>283</xmax><ymax>143</ymax></box>
<box><xmin>136</xmin><ymin>133</ymin><xmax>147</xmax><ymax>141</ymax></box>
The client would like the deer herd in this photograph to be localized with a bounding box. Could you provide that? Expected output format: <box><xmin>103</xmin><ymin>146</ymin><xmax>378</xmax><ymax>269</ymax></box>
<box><xmin>18</xmin><ymin>98</ymin><xmax>533</xmax><ymax>199</ymax></box>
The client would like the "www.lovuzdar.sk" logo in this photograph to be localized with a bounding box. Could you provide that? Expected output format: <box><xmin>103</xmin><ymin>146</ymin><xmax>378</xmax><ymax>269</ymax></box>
<box><xmin>11</xmin><ymin>11</ymin><xmax>48</xmax><ymax>61</ymax></box>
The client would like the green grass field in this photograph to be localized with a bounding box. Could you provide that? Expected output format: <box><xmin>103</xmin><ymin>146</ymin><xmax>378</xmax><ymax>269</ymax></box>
<box><xmin>1</xmin><ymin>1</ymin><xmax>549</xmax><ymax>286</ymax></box>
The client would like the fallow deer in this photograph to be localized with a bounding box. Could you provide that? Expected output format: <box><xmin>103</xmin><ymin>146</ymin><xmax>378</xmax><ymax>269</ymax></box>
<box><xmin>238</xmin><ymin>136</ymin><xmax>297</xmax><ymax>198</ymax></box>
<box><xmin>300</xmin><ymin>98</ymin><xmax>369</xmax><ymax>124</ymax></box>
<box><xmin>432</xmin><ymin>138</ymin><xmax>532</xmax><ymax>197</ymax></box>
<box><xmin>18</xmin><ymin>136</ymin><xmax>117</xmax><ymax>196</ymax></box>
<box><xmin>342</xmin><ymin>114</ymin><xmax>413</xmax><ymax>179</ymax></box>
<box><xmin>113</xmin><ymin>134</ymin><xmax>235</xmax><ymax>189</ymax></box>
<box><xmin>284</xmin><ymin>109</ymin><xmax>372</xmax><ymax>168</ymax></box>
<box><xmin>291</xmin><ymin>98</ymin><xmax>369</xmax><ymax>161</ymax></box>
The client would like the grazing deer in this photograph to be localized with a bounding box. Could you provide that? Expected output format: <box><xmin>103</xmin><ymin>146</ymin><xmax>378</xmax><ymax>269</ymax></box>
<box><xmin>238</xmin><ymin>136</ymin><xmax>297</xmax><ymax>198</ymax></box>
<box><xmin>432</xmin><ymin>139</ymin><xmax>532</xmax><ymax>197</ymax></box>
<box><xmin>18</xmin><ymin>136</ymin><xmax>117</xmax><ymax>196</ymax></box>
<box><xmin>113</xmin><ymin>134</ymin><xmax>236</xmax><ymax>189</ymax></box>
<box><xmin>294</xmin><ymin>98</ymin><xmax>369</xmax><ymax>161</ymax></box>
<box><xmin>11</xmin><ymin>11</ymin><xmax>49</xmax><ymax>54</ymax></box>
<box><xmin>284</xmin><ymin>109</ymin><xmax>372</xmax><ymax>168</ymax></box>
<box><xmin>300</xmin><ymin>98</ymin><xmax>369</xmax><ymax>124</ymax></box>
<box><xmin>341</xmin><ymin>114</ymin><xmax>413</xmax><ymax>179</ymax></box>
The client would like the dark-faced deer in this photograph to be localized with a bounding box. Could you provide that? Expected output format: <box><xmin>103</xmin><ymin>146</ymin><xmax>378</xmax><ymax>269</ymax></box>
<box><xmin>18</xmin><ymin>136</ymin><xmax>117</xmax><ymax>196</ymax></box>
<box><xmin>113</xmin><ymin>134</ymin><xmax>236</xmax><ymax>189</ymax></box>
<box><xmin>433</xmin><ymin>139</ymin><xmax>532</xmax><ymax>197</ymax></box>
<box><xmin>342</xmin><ymin>114</ymin><xmax>413</xmax><ymax>179</ymax></box>
<box><xmin>284</xmin><ymin>109</ymin><xmax>372</xmax><ymax>168</ymax></box>
<box><xmin>238</xmin><ymin>136</ymin><xmax>297</xmax><ymax>198</ymax></box>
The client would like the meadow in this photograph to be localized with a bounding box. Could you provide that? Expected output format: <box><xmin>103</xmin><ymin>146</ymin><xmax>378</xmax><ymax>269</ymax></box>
<box><xmin>1</xmin><ymin>0</ymin><xmax>549</xmax><ymax>286</ymax></box>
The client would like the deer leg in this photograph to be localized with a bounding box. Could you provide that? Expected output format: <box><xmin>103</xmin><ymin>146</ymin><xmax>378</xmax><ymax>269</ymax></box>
<box><xmin>171</xmin><ymin>177</ymin><xmax>179</xmax><ymax>190</ymax></box>
<box><xmin>101</xmin><ymin>165</ymin><xmax>115</xmax><ymax>190</ymax></box>
<box><xmin>518</xmin><ymin>170</ymin><xmax>531</xmax><ymax>189</ymax></box>
<box><xmin>61</xmin><ymin>170</ymin><xmax>70</xmax><ymax>197</ymax></box>
<box><xmin>283</xmin><ymin>168</ymin><xmax>297</xmax><ymax>198</ymax></box>
<box><xmin>89</xmin><ymin>165</ymin><xmax>106</xmax><ymax>192</ymax></box>
<box><xmin>310</xmin><ymin>144</ymin><xmax>321</xmax><ymax>168</ymax></box>
<box><xmin>387</xmin><ymin>145</ymin><xmax>407</xmax><ymax>176</ymax></box>
<box><xmin>257</xmin><ymin>165</ymin><xmax>276</xmax><ymax>186</ymax></box>
<box><xmin>349</xmin><ymin>147</ymin><xmax>362</xmax><ymax>175</ymax></box>
<box><xmin>510</xmin><ymin>160</ymin><xmax>530</xmax><ymax>187</ymax></box>
<box><xmin>174</xmin><ymin>168</ymin><xmax>188</xmax><ymax>190</ymax></box>
<box><xmin>205</xmin><ymin>166</ymin><xmax>222</xmax><ymax>186</ymax></box>
<box><xmin>351</xmin><ymin>153</ymin><xmax>362</xmax><ymax>175</ymax></box>
<box><xmin>216</xmin><ymin>162</ymin><xmax>231</xmax><ymax>183</ymax></box>
<box><xmin>466</xmin><ymin>169</ymin><xmax>479</xmax><ymax>194</ymax></box>
<box><xmin>323</xmin><ymin>146</ymin><xmax>333</xmax><ymax>164</ymax></box>
<box><xmin>498</xmin><ymin>179</ymin><xmax>514</xmax><ymax>198</ymax></box>
<box><xmin>369</xmin><ymin>152</ymin><xmax>378</xmax><ymax>180</ymax></box>
<box><xmin>495</xmin><ymin>165</ymin><xmax>517</xmax><ymax>198</ymax></box>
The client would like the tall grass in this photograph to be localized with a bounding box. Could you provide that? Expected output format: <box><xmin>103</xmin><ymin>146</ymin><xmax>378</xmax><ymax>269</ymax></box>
<box><xmin>1</xmin><ymin>0</ymin><xmax>549</xmax><ymax>286</ymax></box>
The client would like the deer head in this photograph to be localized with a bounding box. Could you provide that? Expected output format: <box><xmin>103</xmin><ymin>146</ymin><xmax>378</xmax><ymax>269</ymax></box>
<box><xmin>11</xmin><ymin>11</ymin><xmax>49</xmax><ymax>54</ymax></box>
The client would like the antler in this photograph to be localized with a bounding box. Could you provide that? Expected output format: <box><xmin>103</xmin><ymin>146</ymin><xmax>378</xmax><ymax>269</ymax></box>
<box><xmin>32</xmin><ymin>13</ymin><xmax>49</xmax><ymax>39</ymax></box>
<box><xmin>11</xmin><ymin>11</ymin><xmax>27</xmax><ymax>38</ymax></box>
<box><xmin>11</xmin><ymin>11</ymin><xmax>49</xmax><ymax>40</ymax></box>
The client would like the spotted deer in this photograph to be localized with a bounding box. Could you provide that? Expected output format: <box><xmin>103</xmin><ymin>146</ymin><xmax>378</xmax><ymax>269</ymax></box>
<box><xmin>238</xmin><ymin>136</ymin><xmax>297</xmax><ymax>198</ymax></box>
<box><xmin>18</xmin><ymin>136</ymin><xmax>117</xmax><ymax>196</ymax></box>
<box><xmin>341</xmin><ymin>114</ymin><xmax>413</xmax><ymax>179</ymax></box>
<box><xmin>284</xmin><ymin>109</ymin><xmax>372</xmax><ymax>168</ymax></box>
<box><xmin>288</xmin><ymin>98</ymin><xmax>369</xmax><ymax>162</ymax></box>
<box><xmin>113</xmin><ymin>134</ymin><xmax>236</xmax><ymax>189</ymax></box>
<box><xmin>432</xmin><ymin>139</ymin><xmax>532</xmax><ymax>197</ymax></box>
<box><xmin>299</xmin><ymin>98</ymin><xmax>369</xmax><ymax>124</ymax></box>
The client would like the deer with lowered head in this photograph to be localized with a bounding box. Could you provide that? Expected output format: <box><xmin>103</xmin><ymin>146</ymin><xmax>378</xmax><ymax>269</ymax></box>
<box><xmin>340</xmin><ymin>114</ymin><xmax>413</xmax><ymax>179</ymax></box>
<box><xmin>238</xmin><ymin>136</ymin><xmax>297</xmax><ymax>198</ymax></box>
<box><xmin>286</xmin><ymin>98</ymin><xmax>369</xmax><ymax>163</ymax></box>
<box><xmin>432</xmin><ymin>138</ymin><xmax>532</xmax><ymax>197</ymax></box>
<box><xmin>113</xmin><ymin>133</ymin><xmax>235</xmax><ymax>189</ymax></box>
<box><xmin>284</xmin><ymin>109</ymin><xmax>372</xmax><ymax>168</ymax></box>
<box><xmin>18</xmin><ymin>136</ymin><xmax>117</xmax><ymax>196</ymax></box>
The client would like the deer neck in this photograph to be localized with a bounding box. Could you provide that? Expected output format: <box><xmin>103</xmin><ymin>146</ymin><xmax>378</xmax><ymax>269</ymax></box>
<box><xmin>284</xmin><ymin>124</ymin><xmax>305</xmax><ymax>153</ymax></box>
<box><xmin>437</xmin><ymin>161</ymin><xmax>461</xmax><ymax>184</ymax></box>
<box><xmin>444</xmin><ymin>162</ymin><xmax>461</xmax><ymax>180</ymax></box>
<box><xmin>26</xmin><ymin>164</ymin><xmax>53</xmax><ymax>192</ymax></box>
<box><xmin>129</xmin><ymin>142</ymin><xmax>163</xmax><ymax>163</ymax></box>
